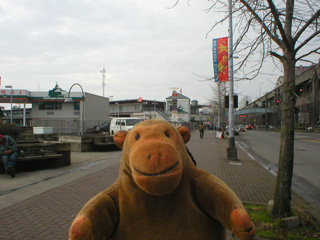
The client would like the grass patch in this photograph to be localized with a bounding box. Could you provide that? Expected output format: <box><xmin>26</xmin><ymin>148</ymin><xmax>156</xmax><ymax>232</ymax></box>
<box><xmin>245</xmin><ymin>204</ymin><xmax>320</xmax><ymax>240</ymax></box>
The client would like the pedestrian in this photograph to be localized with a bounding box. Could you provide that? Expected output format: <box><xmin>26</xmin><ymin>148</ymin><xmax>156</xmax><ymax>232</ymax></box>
<box><xmin>0</xmin><ymin>134</ymin><xmax>18</xmax><ymax>178</ymax></box>
<box><xmin>198</xmin><ymin>123</ymin><xmax>205</xmax><ymax>139</ymax></box>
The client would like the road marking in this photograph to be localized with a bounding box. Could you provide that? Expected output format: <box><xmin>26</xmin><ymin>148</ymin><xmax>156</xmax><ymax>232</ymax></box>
<box><xmin>236</xmin><ymin>141</ymin><xmax>277</xmax><ymax>176</ymax></box>
<box><xmin>236</xmin><ymin>142</ymin><xmax>255</xmax><ymax>161</ymax></box>
<box><xmin>296</xmin><ymin>137</ymin><xmax>320</xmax><ymax>143</ymax></box>
<box><xmin>229</xmin><ymin>161</ymin><xmax>243</xmax><ymax>166</ymax></box>
<box><xmin>295</xmin><ymin>145</ymin><xmax>307</xmax><ymax>151</ymax></box>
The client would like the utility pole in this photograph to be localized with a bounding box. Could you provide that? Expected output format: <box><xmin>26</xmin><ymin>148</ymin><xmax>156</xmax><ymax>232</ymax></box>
<box><xmin>227</xmin><ymin>0</ymin><xmax>237</xmax><ymax>160</ymax></box>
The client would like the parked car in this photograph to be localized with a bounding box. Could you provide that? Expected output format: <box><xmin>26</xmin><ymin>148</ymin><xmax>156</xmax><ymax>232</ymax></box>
<box><xmin>245</xmin><ymin>124</ymin><xmax>253</xmax><ymax>130</ymax></box>
<box><xmin>237</xmin><ymin>125</ymin><xmax>246</xmax><ymax>132</ymax></box>
<box><xmin>93</xmin><ymin>122</ymin><xmax>110</xmax><ymax>134</ymax></box>
<box><xmin>226</xmin><ymin>126</ymin><xmax>239</xmax><ymax>136</ymax></box>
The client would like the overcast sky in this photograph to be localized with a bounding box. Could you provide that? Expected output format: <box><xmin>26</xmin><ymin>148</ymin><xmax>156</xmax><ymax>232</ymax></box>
<box><xmin>0</xmin><ymin>0</ymin><xmax>306</xmax><ymax>107</ymax></box>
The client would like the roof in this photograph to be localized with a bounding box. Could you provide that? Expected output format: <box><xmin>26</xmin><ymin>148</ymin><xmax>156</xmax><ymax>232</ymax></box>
<box><xmin>110</xmin><ymin>99</ymin><xmax>164</xmax><ymax>104</ymax></box>
<box><xmin>166</xmin><ymin>92</ymin><xmax>190</xmax><ymax>100</ymax></box>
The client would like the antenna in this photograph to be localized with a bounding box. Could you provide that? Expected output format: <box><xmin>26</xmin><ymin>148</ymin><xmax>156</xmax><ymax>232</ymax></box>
<box><xmin>100</xmin><ymin>56</ymin><xmax>107</xmax><ymax>97</ymax></box>
<box><xmin>101</xmin><ymin>68</ymin><xmax>106</xmax><ymax>97</ymax></box>
<box><xmin>169</xmin><ymin>87</ymin><xmax>179</xmax><ymax>93</ymax></box>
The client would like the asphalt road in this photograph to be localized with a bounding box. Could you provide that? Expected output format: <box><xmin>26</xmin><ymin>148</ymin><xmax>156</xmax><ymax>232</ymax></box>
<box><xmin>236</xmin><ymin>129</ymin><xmax>320</xmax><ymax>209</ymax></box>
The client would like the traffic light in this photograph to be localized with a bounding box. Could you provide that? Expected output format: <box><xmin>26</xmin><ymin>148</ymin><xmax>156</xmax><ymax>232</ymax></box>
<box><xmin>225</xmin><ymin>95</ymin><xmax>238</xmax><ymax>108</ymax></box>
<box><xmin>225</xmin><ymin>96</ymin><xmax>229</xmax><ymax>108</ymax></box>
<box><xmin>234</xmin><ymin>95</ymin><xmax>238</xmax><ymax>108</ymax></box>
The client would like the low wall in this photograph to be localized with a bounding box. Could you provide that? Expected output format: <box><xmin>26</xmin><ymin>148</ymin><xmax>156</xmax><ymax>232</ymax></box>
<box><xmin>59</xmin><ymin>135</ymin><xmax>115</xmax><ymax>152</ymax></box>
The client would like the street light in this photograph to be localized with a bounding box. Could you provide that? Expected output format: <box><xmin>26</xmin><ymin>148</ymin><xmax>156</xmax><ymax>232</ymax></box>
<box><xmin>65</xmin><ymin>83</ymin><xmax>85</xmax><ymax>136</ymax></box>
<box><xmin>5</xmin><ymin>85</ymin><xmax>13</xmax><ymax>124</ymax></box>
<box><xmin>227</xmin><ymin>0</ymin><xmax>238</xmax><ymax>160</ymax></box>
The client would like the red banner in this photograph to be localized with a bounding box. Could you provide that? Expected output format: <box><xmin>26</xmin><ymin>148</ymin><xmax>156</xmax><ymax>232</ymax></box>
<box><xmin>213</xmin><ymin>37</ymin><xmax>228</xmax><ymax>82</ymax></box>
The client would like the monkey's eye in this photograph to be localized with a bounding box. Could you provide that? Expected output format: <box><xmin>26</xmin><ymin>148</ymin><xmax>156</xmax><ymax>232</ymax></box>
<box><xmin>164</xmin><ymin>131</ymin><xmax>170</xmax><ymax>138</ymax></box>
<box><xmin>135</xmin><ymin>134</ymin><xmax>140</xmax><ymax>140</ymax></box>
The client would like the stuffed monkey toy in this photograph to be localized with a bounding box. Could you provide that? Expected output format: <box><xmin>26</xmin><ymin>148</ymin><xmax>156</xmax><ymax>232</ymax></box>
<box><xmin>69</xmin><ymin>119</ymin><xmax>255</xmax><ymax>240</ymax></box>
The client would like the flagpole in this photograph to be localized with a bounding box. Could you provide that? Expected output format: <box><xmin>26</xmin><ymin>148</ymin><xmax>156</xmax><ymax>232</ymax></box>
<box><xmin>227</xmin><ymin>0</ymin><xmax>238</xmax><ymax>160</ymax></box>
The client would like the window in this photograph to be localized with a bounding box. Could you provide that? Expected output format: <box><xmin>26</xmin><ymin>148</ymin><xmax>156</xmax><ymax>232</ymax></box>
<box><xmin>74</xmin><ymin>102</ymin><xmax>80</xmax><ymax>110</ymax></box>
<box><xmin>39</xmin><ymin>102</ymin><xmax>62</xmax><ymax>110</ymax></box>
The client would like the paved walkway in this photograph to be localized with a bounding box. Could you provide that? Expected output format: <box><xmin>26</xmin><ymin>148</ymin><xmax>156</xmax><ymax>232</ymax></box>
<box><xmin>0</xmin><ymin>130</ymin><xmax>319</xmax><ymax>239</ymax></box>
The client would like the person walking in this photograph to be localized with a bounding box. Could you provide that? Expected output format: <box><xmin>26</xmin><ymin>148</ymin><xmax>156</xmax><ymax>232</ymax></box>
<box><xmin>0</xmin><ymin>134</ymin><xmax>18</xmax><ymax>178</ymax></box>
<box><xmin>198</xmin><ymin>123</ymin><xmax>205</xmax><ymax>139</ymax></box>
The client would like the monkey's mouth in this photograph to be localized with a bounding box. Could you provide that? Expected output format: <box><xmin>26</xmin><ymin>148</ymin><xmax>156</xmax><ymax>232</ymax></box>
<box><xmin>133</xmin><ymin>161</ymin><xmax>180</xmax><ymax>177</ymax></box>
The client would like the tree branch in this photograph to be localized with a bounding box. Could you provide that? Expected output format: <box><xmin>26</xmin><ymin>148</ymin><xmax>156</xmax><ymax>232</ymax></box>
<box><xmin>166</xmin><ymin>0</ymin><xmax>179</xmax><ymax>9</ymax></box>
<box><xmin>294</xmin><ymin>9</ymin><xmax>320</xmax><ymax>42</ymax></box>
<box><xmin>296</xmin><ymin>46</ymin><xmax>320</xmax><ymax>61</ymax></box>
<box><xmin>239</xmin><ymin>0</ymin><xmax>284</xmax><ymax>49</ymax></box>
<box><xmin>295</xmin><ymin>29</ymin><xmax>320</xmax><ymax>54</ymax></box>
<box><xmin>270</xmin><ymin>51</ymin><xmax>284</xmax><ymax>61</ymax></box>
<box><xmin>266</xmin><ymin>0</ymin><xmax>292</xmax><ymax>49</ymax></box>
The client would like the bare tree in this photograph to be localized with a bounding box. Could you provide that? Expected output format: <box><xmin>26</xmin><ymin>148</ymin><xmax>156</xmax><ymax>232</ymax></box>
<box><xmin>208</xmin><ymin>82</ymin><xmax>228</xmax><ymax>128</ymax></box>
<box><xmin>174</xmin><ymin>0</ymin><xmax>320</xmax><ymax>218</ymax></box>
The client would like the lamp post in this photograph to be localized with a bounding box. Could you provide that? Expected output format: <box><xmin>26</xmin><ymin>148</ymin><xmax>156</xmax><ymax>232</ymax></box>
<box><xmin>5</xmin><ymin>85</ymin><xmax>13</xmax><ymax>124</ymax></box>
<box><xmin>227</xmin><ymin>0</ymin><xmax>238</xmax><ymax>160</ymax></box>
<box><xmin>65</xmin><ymin>83</ymin><xmax>85</xmax><ymax>136</ymax></box>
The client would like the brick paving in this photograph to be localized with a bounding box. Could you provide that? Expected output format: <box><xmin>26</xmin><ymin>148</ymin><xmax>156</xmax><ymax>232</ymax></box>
<box><xmin>188</xmin><ymin>131</ymin><xmax>277</xmax><ymax>205</ymax></box>
<box><xmin>0</xmin><ymin>164</ymin><xmax>119</xmax><ymax>240</ymax></box>
<box><xmin>0</xmin><ymin>129</ymin><xmax>318</xmax><ymax>239</ymax></box>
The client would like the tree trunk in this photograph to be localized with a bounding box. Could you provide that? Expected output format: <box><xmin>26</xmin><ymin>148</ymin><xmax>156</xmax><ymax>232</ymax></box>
<box><xmin>272</xmin><ymin>54</ymin><xmax>296</xmax><ymax>218</ymax></box>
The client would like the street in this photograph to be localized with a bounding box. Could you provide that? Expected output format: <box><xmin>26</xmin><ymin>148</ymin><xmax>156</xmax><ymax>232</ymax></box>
<box><xmin>236</xmin><ymin>129</ymin><xmax>320</xmax><ymax>209</ymax></box>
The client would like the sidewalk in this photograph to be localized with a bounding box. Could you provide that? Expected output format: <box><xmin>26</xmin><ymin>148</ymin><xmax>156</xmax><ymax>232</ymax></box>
<box><xmin>0</xmin><ymin>130</ymin><xmax>318</xmax><ymax>239</ymax></box>
<box><xmin>188</xmin><ymin>131</ymin><xmax>320</xmax><ymax>219</ymax></box>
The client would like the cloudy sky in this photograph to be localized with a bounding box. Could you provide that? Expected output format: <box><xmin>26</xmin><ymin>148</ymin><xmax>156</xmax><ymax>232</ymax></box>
<box><xmin>0</xmin><ymin>0</ymin><xmax>299</xmax><ymax>106</ymax></box>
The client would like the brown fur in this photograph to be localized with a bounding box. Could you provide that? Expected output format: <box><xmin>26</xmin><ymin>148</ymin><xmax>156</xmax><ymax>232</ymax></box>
<box><xmin>69</xmin><ymin>119</ymin><xmax>255</xmax><ymax>240</ymax></box>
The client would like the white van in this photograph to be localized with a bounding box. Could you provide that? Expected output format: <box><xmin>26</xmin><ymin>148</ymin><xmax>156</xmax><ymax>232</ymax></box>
<box><xmin>110</xmin><ymin>118</ymin><xmax>143</xmax><ymax>135</ymax></box>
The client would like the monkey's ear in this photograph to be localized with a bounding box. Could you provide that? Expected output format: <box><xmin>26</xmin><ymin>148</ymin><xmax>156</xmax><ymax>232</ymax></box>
<box><xmin>177</xmin><ymin>126</ymin><xmax>191</xmax><ymax>143</ymax></box>
<box><xmin>113</xmin><ymin>131</ymin><xmax>129</xmax><ymax>149</ymax></box>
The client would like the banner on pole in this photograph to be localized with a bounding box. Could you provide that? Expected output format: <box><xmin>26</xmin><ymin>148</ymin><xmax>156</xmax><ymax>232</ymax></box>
<box><xmin>212</xmin><ymin>37</ymin><xmax>228</xmax><ymax>82</ymax></box>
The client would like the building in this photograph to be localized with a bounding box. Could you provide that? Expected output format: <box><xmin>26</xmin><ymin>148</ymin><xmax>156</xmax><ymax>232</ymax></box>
<box><xmin>1</xmin><ymin>106</ymin><xmax>32</xmax><ymax>126</ymax></box>
<box><xmin>165</xmin><ymin>91</ymin><xmax>191</xmax><ymax>122</ymax></box>
<box><xmin>235</xmin><ymin>62</ymin><xmax>320</xmax><ymax>129</ymax></box>
<box><xmin>0</xmin><ymin>84</ymin><xmax>109</xmax><ymax>134</ymax></box>
<box><xmin>109</xmin><ymin>99</ymin><xmax>166</xmax><ymax>119</ymax></box>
